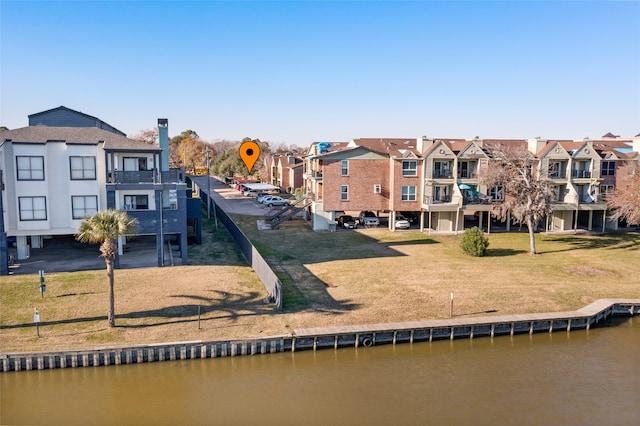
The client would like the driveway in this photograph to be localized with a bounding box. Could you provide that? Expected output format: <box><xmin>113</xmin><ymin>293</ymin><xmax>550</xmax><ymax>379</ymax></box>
<box><xmin>189</xmin><ymin>176</ymin><xmax>284</xmax><ymax>216</ymax></box>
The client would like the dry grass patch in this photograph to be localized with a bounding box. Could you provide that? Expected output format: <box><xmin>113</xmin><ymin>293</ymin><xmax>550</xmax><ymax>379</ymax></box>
<box><xmin>2</xmin><ymin>214</ymin><xmax>639</xmax><ymax>353</ymax></box>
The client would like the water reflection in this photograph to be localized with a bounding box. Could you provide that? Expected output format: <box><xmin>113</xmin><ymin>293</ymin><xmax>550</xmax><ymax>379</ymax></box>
<box><xmin>1</xmin><ymin>317</ymin><xmax>638</xmax><ymax>425</ymax></box>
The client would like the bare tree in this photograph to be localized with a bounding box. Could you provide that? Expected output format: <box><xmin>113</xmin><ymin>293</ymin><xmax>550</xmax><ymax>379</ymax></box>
<box><xmin>483</xmin><ymin>145</ymin><xmax>555</xmax><ymax>255</ymax></box>
<box><xmin>607</xmin><ymin>160</ymin><xmax>640</xmax><ymax>226</ymax></box>
<box><xmin>131</xmin><ymin>129</ymin><xmax>158</xmax><ymax>145</ymax></box>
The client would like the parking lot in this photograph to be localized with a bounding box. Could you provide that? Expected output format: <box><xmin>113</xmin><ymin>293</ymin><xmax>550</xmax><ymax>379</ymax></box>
<box><xmin>7</xmin><ymin>235</ymin><xmax>161</xmax><ymax>276</ymax></box>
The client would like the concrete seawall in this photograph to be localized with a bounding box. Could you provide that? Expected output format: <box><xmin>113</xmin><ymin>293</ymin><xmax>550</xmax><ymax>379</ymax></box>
<box><xmin>2</xmin><ymin>299</ymin><xmax>638</xmax><ymax>372</ymax></box>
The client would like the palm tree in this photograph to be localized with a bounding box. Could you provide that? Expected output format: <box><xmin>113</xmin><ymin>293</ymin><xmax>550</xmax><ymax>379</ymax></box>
<box><xmin>75</xmin><ymin>209</ymin><xmax>138</xmax><ymax>327</ymax></box>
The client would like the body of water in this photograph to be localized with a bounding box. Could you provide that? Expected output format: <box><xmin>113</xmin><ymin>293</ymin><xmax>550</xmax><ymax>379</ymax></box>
<box><xmin>2</xmin><ymin>316</ymin><xmax>639</xmax><ymax>425</ymax></box>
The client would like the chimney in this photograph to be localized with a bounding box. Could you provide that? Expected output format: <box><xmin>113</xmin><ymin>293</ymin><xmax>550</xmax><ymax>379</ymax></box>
<box><xmin>158</xmin><ymin>118</ymin><xmax>169</xmax><ymax>172</ymax></box>
<box><xmin>417</xmin><ymin>136</ymin><xmax>433</xmax><ymax>153</ymax></box>
<box><xmin>527</xmin><ymin>137</ymin><xmax>546</xmax><ymax>154</ymax></box>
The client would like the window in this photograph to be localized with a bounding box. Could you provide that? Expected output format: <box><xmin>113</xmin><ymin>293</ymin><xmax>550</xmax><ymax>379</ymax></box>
<box><xmin>72</xmin><ymin>195</ymin><xmax>98</xmax><ymax>219</ymax></box>
<box><xmin>433</xmin><ymin>161</ymin><xmax>452</xmax><ymax>178</ymax></box>
<box><xmin>458</xmin><ymin>161</ymin><xmax>476</xmax><ymax>178</ymax></box>
<box><xmin>16</xmin><ymin>156</ymin><xmax>44</xmax><ymax>180</ymax></box>
<box><xmin>600</xmin><ymin>184</ymin><xmax>614</xmax><ymax>200</ymax></box>
<box><xmin>341</xmin><ymin>160</ymin><xmax>349</xmax><ymax>176</ymax></box>
<box><xmin>402</xmin><ymin>161</ymin><xmax>417</xmax><ymax>177</ymax></box>
<box><xmin>434</xmin><ymin>185</ymin><xmax>450</xmax><ymax>202</ymax></box>
<box><xmin>340</xmin><ymin>185</ymin><xmax>349</xmax><ymax>201</ymax></box>
<box><xmin>19</xmin><ymin>196</ymin><xmax>47</xmax><ymax>221</ymax></box>
<box><xmin>124</xmin><ymin>157</ymin><xmax>147</xmax><ymax>171</ymax></box>
<box><xmin>549</xmin><ymin>161</ymin><xmax>566</xmax><ymax>179</ymax></box>
<box><xmin>163</xmin><ymin>189</ymin><xmax>178</xmax><ymax>210</ymax></box>
<box><xmin>70</xmin><ymin>156</ymin><xmax>96</xmax><ymax>180</ymax></box>
<box><xmin>124</xmin><ymin>195</ymin><xmax>149</xmax><ymax>210</ymax></box>
<box><xmin>551</xmin><ymin>185</ymin><xmax>566</xmax><ymax>202</ymax></box>
<box><xmin>401</xmin><ymin>185</ymin><xmax>416</xmax><ymax>201</ymax></box>
<box><xmin>601</xmin><ymin>161</ymin><xmax>615</xmax><ymax>176</ymax></box>
<box><xmin>490</xmin><ymin>185</ymin><xmax>504</xmax><ymax>201</ymax></box>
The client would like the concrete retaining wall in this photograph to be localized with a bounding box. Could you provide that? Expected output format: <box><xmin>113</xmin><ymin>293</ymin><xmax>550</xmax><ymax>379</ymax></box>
<box><xmin>2</xmin><ymin>299</ymin><xmax>638</xmax><ymax>372</ymax></box>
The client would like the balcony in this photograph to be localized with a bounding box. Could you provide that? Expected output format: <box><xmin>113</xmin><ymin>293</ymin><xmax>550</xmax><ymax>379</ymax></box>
<box><xmin>462</xmin><ymin>194</ymin><xmax>492</xmax><ymax>205</ymax></box>
<box><xmin>549</xmin><ymin>161</ymin><xmax>568</xmax><ymax>180</ymax></box>
<box><xmin>424</xmin><ymin>196</ymin><xmax>452</xmax><ymax>204</ymax></box>
<box><xmin>457</xmin><ymin>169</ymin><xmax>477</xmax><ymax>179</ymax></box>
<box><xmin>432</xmin><ymin>171</ymin><xmax>453</xmax><ymax>179</ymax></box>
<box><xmin>549</xmin><ymin>171</ymin><xmax>567</xmax><ymax>180</ymax></box>
<box><xmin>309</xmin><ymin>170</ymin><xmax>323</xmax><ymax>180</ymax></box>
<box><xmin>579</xmin><ymin>194</ymin><xmax>605</xmax><ymax>204</ymax></box>
<box><xmin>571</xmin><ymin>170</ymin><xmax>591</xmax><ymax>179</ymax></box>
<box><xmin>457</xmin><ymin>161</ymin><xmax>478</xmax><ymax>179</ymax></box>
<box><xmin>108</xmin><ymin>169</ymin><xmax>185</xmax><ymax>184</ymax></box>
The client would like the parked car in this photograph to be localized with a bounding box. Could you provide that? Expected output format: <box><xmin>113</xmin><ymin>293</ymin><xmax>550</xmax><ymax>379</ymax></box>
<box><xmin>336</xmin><ymin>215</ymin><xmax>358</xmax><ymax>229</ymax></box>
<box><xmin>261</xmin><ymin>196</ymin><xmax>287</xmax><ymax>207</ymax></box>
<box><xmin>394</xmin><ymin>215</ymin><xmax>411</xmax><ymax>229</ymax></box>
<box><xmin>400</xmin><ymin>212</ymin><xmax>419</xmax><ymax>223</ymax></box>
<box><xmin>359</xmin><ymin>211</ymin><xmax>379</xmax><ymax>227</ymax></box>
<box><xmin>256</xmin><ymin>193</ymin><xmax>271</xmax><ymax>203</ymax></box>
<box><xmin>256</xmin><ymin>192</ymin><xmax>280</xmax><ymax>203</ymax></box>
<box><xmin>242</xmin><ymin>189</ymin><xmax>258</xmax><ymax>197</ymax></box>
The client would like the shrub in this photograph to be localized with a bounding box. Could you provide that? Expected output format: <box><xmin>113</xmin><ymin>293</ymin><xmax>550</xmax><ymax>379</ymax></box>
<box><xmin>460</xmin><ymin>226</ymin><xmax>489</xmax><ymax>257</ymax></box>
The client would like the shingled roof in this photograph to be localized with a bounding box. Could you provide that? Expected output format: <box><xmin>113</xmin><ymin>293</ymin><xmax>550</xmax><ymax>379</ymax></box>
<box><xmin>1</xmin><ymin>126</ymin><xmax>160</xmax><ymax>152</ymax></box>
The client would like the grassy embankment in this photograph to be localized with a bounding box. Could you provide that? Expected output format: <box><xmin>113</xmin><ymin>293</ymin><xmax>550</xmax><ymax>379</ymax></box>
<box><xmin>1</xmin><ymin>215</ymin><xmax>638</xmax><ymax>353</ymax></box>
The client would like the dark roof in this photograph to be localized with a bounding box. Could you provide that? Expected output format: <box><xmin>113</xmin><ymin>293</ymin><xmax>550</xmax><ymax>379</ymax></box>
<box><xmin>28</xmin><ymin>106</ymin><xmax>126</xmax><ymax>136</ymax></box>
<box><xmin>602</xmin><ymin>132</ymin><xmax>619</xmax><ymax>138</ymax></box>
<box><xmin>0</xmin><ymin>126</ymin><xmax>160</xmax><ymax>152</ymax></box>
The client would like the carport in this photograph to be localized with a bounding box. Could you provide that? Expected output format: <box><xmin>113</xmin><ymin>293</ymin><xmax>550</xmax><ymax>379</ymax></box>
<box><xmin>241</xmin><ymin>183</ymin><xmax>280</xmax><ymax>192</ymax></box>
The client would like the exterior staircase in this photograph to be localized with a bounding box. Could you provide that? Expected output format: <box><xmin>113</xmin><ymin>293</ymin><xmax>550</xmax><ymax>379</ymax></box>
<box><xmin>267</xmin><ymin>198</ymin><xmax>312</xmax><ymax>229</ymax></box>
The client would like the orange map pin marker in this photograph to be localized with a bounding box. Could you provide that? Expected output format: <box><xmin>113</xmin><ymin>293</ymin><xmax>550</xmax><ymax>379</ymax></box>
<box><xmin>239</xmin><ymin>141</ymin><xmax>260</xmax><ymax>174</ymax></box>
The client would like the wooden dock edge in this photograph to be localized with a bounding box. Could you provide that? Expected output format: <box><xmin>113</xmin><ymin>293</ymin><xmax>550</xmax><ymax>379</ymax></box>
<box><xmin>2</xmin><ymin>299</ymin><xmax>638</xmax><ymax>372</ymax></box>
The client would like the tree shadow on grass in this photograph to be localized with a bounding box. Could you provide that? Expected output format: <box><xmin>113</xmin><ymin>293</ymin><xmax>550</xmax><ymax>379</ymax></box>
<box><xmin>0</xmin><ymin>291</ymin><xmax>270</xmax><ymax>330</ymax></box>
<box><xmin>541</xmin><ymin>234</ymin><xmax>640</xmax><ymax>253</ymax></box>
<box><xmin>57</xmin><ymin>292</ymin><xmax>102</xmax><ymax>298</ymax></box>
<box><xmin>1</xmin><ymin>286</ymin><xmax>361</xmax><ymax>332</ymax></box>
<box><xmin>485</xmin><ymin>248</ymin><xmax>527</xmax><ymax>257</ymax></box>
<box><xmin>453</xmin><ymin>309</ymin><xmax>499</xmax><ymax>317</ymax></box>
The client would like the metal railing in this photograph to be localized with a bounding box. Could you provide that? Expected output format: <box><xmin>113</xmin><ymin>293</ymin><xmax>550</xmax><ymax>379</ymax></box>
<box><xmin>432</xmin><ymin>172</ymin><xmax>453</xmax><ymax>179</ymax></box>
<box><xmin>571</xmin><ymin>170</ymin><xmax>591</xmax><ymax>179</ymax></box>
<box><xmin>424</xmin><ymin>196</ymin><xmax>452</xmax><ymax>204</ymax></box>
<box><xmin>109</xmin><ymin>169</ymin><xmax>185</xmax><ymax>184</ymax></box>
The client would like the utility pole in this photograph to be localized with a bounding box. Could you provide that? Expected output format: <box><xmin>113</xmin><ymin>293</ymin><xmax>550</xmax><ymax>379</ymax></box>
<box><xmin>206</xmin><ymin>147</ymin><xmax>211</xmax><ymax>219</ymax></box>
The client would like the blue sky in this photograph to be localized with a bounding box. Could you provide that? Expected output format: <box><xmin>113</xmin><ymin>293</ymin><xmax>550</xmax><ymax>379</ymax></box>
<box><xmin>2</xmin><ymin>1</ymin><xmax>639</xmax><ymax>145</ymax></box>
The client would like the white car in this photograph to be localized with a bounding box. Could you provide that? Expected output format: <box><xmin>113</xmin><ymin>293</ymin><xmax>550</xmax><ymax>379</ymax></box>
<box><xmin>394</xmin><ymin>215</ymin><xmax>411</xmax><ymax>229</ymax></box>
<box><xmin>261</xmin><ymin>196</ymin><xmax>287</xmax><ymax>207</ymax></box>
<box><xmin>256</xmin><ymin>193</ymin><xmax>271</xmax><ymax>203</ymax></box>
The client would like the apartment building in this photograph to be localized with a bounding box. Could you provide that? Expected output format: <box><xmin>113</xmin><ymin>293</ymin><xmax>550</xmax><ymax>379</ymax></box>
<box><xmin>269</xmin><ymin>154</ymin><xmax>304</xmax><ymax>193</ymax></box>
<box><xmin>304</xmin><ymin>135</ymin><xmax>639</xmax><ymax>233</ymax></box>
<box><xmin>0</xmin><ymin>106</ymin><xmax>192</xmax><ymax>275</ymax></box>
<box><xmin>304</xmin><ymin>139</ymin><xmax>423</xmax><ymax>231</ymax></box>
